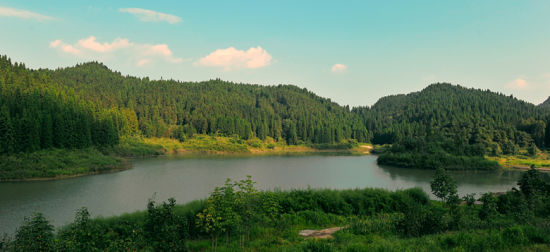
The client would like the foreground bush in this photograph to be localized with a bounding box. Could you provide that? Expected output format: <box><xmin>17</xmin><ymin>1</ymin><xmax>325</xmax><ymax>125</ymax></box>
<box><xmin>3</xmin><ymin>169</ymin><xmax>550</xmax><ymax>251</ymax></box>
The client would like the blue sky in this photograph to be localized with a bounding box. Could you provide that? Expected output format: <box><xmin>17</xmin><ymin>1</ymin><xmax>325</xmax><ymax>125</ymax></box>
<box><xmin>1</xmin><ymin>0</ymin><xmax>549</xmax><ymax>106</ymax></box>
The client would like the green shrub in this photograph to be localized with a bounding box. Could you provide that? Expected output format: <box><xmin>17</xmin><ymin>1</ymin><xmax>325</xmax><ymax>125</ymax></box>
<box><xmin>13</xmin><ymin>213</ymin><xmax>55</xmax><ymax>251</ymax></box>
<box><xmin>302</xmin><ymin>239</ymin><xmax>335</xmax><ymax>252</ymax></box>
<box><xmin>502</xmin><ymin>226</ymin><xmax>528</xmax><ymax>246</ymax></box>
<box><xmin>144</xmin><ymin>198</ymin><xmax>186</xmax><ymax>251</ymax></box>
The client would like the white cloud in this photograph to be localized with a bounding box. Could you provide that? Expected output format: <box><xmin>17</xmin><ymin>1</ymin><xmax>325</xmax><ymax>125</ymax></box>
<box><xmin>0</xmin><ymin>6</ymin><xmax>54</xmax><ymax>21</ymax></box>
<box><xmin>119</xmin><ymin>8</ymin><xmax>181</xmax><ymax>24</ymax></box>
<box><xmin>506</xmin><ymin>78</ymin><xmax>528</xmax><ymax>89</ymax></box>
<box><xmin>136</xmin><ymin>59</ymin><xmax>150</xmax><ymax>67</ymax></box>
<box><xmin>196</xmin><ymin>46</ymin><xmax>272</xmax><ymax>71</ymax></box>
<box><xmin>331</xmin><ymin>64</ymin><xmax>347</xmax><ymax>73</ymax></box>
<box><xmin>50</xmin><ymin>36</ymin><xmax>183</xmax><ymax>66</ymax></box>
<box><xmin>78</xmin><ymin>36</ymin><xmax>131</xmax><ymax>52</ymax></box>
<box><xmin>49</xmin><ymin>40</ymin><xmax>80</xmax><ymax>55</ymax></box>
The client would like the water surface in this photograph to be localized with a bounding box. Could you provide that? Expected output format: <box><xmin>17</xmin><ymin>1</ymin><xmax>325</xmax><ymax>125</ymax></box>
<box><xmin>0</xmin><ymin>154</ymin><xmax>522</xmax><ymax>234</ymax></box>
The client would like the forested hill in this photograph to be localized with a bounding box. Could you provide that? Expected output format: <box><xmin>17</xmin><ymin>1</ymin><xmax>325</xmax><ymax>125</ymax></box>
<box><xmin>0</xmin><ymin>56</ymin><xmax>120</xmax><ymax>154</ymax></box>
<box><xmin>2</xmin><ymin>55</ymin><xmax>550</xmax><ymax>171</ymax></box>
<box><xmin>360</xmin><ymin>83</ymin><xmax>550</xmax><ymax>169</ymax></box>
<box><xmin>0</xmin><ymin>55</ymin><xmax>369</xmax><ymax>157</ymax></box>
<box><xmin>540</xmin><ymin>97</ymin><xmax>550</xmax><ymax>108</ymax></box>
<box><xmin>47</xmin><ymin>62</ymin><xmax>370</xmax><ymax>144</ymax></box>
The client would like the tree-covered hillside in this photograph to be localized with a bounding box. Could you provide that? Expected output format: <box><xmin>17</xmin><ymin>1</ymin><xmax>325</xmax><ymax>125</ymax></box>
<box><xmin>0</xmin><ymin>55</ymin><xmax>370</xmax><ymax>157</ymax></box>
<box><xmin>540</xmin><ymin>97</ymin><xmax>550</xmax><ymax>108</ymax></box>
<box><xmin>47</xmin><ymin>61</ymin><xmax>370</xmax><ymax>144</ymax></box>
<box><xmin>0</xmin><ymin>56</ymin><xmax>120</xmax><ymax>155</ymax></box>
<box><xmin>2</xmin><ymin>54</ymin><xmax>550</xmax><ymax>173</ymax></box>
<box><xmin>355</xmin><ymin>83</ymin><xmax>550</xmax><ymax>169</ymax></box>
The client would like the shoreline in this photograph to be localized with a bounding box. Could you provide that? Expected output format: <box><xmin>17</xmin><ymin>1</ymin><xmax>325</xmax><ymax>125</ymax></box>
<box><xmin>505</xmin><ymin>165</ymin><xmax>550</xmax><ymax>172</ymax></box>
<box><xmin>1</xmin><ymin>145</ymin><xmax>372</xmax><ymax>182</ymax></box>
<box><xmin>1</xmin><ymin>160</ymin><xmax>132</xmax><ymax>182</ymax></box>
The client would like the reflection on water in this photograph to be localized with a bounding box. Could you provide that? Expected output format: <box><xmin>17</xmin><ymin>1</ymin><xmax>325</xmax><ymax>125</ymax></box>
<box><xmin>0</xmin><ymin>154</ymin><xmax>522</xmax><ymax>234</ymax></box>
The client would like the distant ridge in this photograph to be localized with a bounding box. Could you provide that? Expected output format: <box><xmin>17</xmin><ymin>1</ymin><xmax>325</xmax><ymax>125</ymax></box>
<box><xmin>540</xmin><ymin>97</ymin><xmax>550</xmax><ymax>108</ymax></box>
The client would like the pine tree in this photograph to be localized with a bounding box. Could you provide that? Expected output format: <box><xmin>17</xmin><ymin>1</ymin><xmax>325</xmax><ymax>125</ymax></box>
<box><xmin>0</xmin><ymin>105</ymin><xmax>14</xmax><ymax>154</ymax></box>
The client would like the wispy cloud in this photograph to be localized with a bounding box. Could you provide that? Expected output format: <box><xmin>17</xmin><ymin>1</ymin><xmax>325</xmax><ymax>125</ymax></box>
<box><xmin>119</xmin><ymin>8</ymin><xmax>181</xmax><ymax>24</ymax></box>
<box><xmin>196</xmin><ymin>46</ymin><xmax>272</xmax><ymax>71</ymax></box>
<box><xmin>0</xmin><ymin>6</ymin><xmax>54</xmax><ymax>21</ymax></box>
<box><xmin>50</xmin><ymin>36</ymin><xmax>183</xmax><ymax>67</ymax></box>
<box><xmin>331</xmin><ymin>64</ymin><xmax>347</xmax><ymax>73</ymax></box>
<box><xmin>506</xmin><ymin>78</ymin><xmax>528</xmax><ymax>89</ymax></box>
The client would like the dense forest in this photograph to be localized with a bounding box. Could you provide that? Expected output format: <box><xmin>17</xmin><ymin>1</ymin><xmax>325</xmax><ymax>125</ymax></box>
<box><xmin>2</xmin><ymin>169</ymin><xmax>549</xmax><ymax>251</ymax></box>
<box><xmin>540</xmin><ymin>97</ymin><xmax>550</xmax><ymax>108</ymax></box>
<box><xmin>1</xmin><ymin>55</ymin><xmax>550</xmax><ymax>173</ymax></box>
<box><xmin>48</xmin><ymin>62</ymin><xmax>370</xmax><ymax>144</ymax></box>
<box><xmin>355</xmin><ymin>84</ymin><xmax>550</xmax><ymax>169</ymax></box>
<box><xmin>0</xmin><ymin>56</ymin><xmax>120</xmax><ymax>155</ymax></box>
<box><xmin>0</xmin><ymin>55</ymin><xmax>369</xmax><ymax>153</ymax></box>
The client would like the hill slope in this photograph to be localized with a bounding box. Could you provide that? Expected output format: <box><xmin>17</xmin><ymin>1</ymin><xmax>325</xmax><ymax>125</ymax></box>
<box><xmin>46</xmin><ymin>62</ymin><xmax>369</xmax><ymax>144</ymax></box>
<box><xmin>540</xmin><ymin>97</ymin><xmax>550</xmax><ymax>108</ymax></box>
<box><xmin>2</xmin><ymin>55</ymin><xmax>550</xmax><ymax>174</ymax></box>
<box><xmin>358</xmin><ymin>83</ymin><xmax>550</xmax><ymax>169</ymax></box>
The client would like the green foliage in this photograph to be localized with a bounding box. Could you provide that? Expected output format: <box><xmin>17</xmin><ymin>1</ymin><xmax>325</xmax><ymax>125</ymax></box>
<box><xmin>363</xmin><ymin>83</ymin><xmax>550</xmax><ymax>169</ymax></box>
<box><xmin>0</xmin><ymin>71</ymin><xmax>120</xmax><ymax>154</ymax></box>
<box><xmin>196</xmin><ymin>176</ymin><xmax>279</xmax><ymax>249</ymax></box>
<box><xmin>0</xmin><ymin>148</ymin><xmax>123</xmax><ymax>180</ymax></box>
<box><xmin>144</xmin><ymin>198</ymin><xmax>186</xmax><ymax>251</ymax></box>
<box><xmin>479</xmin><ymin>193</ymin><xmax>499</xmax><ymax>223</ymax></box>
<box><xmin>398</xmin><ymin>202</ymin><xmax>446</xmax><ymax>237</ymax></box>
<box><xmin>347</xmin><ymin>213</ymin><xmax>402</xmax><ymax>236</ymax></box>
<box><xmin>301</xmin><ymin>239</ymin><xmax>335</xmax><ymax>252</ymax></box>
<box><xmin>430</xmin><ymin>168</ymin><xmax>459</xmax><ymax>206</ymax></box>
<box><xmin>43</xmin><ymin>60</ymin><xmax>370</xmax><ymax>144</ymax></box>
<box><xmin>518</xmin><ymin>167</ymin><xmax>550</xmax><ymax>199</ymax></box>
<box><xmin>13</xmin><ymin>213</ymin><xmax>55</xmax><ymax>251</ymax></box>
<box><xmin>57</xmin><ymin>208</ymin><xmax>100</xmax><ymax>251</ymax></box>
<box><xmin>462</xmin><ymin>193</ymin><xmax>476</xmax><ymax>207</ymax></box>
<box><xmin>377</xmin><ymin>135</ymin><xmax>500</xmax><ymax>170</ymax></box>
<box><xmin>4</xmin><ymin>174</ymin><xmax>550</xmax><ymax>251</ymax></box>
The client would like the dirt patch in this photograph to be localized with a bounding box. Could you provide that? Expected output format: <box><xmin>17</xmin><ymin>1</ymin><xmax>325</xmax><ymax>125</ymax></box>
<box><xmin>299</xmin><ymin>226</ymin><xmax>345</xmax><ymax>239</ymax></box>
<box><xmin>359</xmin><ymin>145</ymin><xmax>373</xmax><ymax>154</ymax></box>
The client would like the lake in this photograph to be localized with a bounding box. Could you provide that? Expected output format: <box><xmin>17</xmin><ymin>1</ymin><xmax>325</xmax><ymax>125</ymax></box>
<box><xmin>0</xmin><ymin>154</ymin><xmax>522</xmax><ymax>234</ymax></box>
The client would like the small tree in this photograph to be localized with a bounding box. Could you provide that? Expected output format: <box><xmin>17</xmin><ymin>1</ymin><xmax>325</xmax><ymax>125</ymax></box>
<box><xmin>518</xmin><ymin>166</ymin><xmax>548</xmax><ymax>199</ymax></box>
<box><xmin>144</xmin><ymin>198</ymin><xmax>186</xmax><ymax>251</ymax></box>
<box><xmin>462</xmin><ymin>193</ymin><xmax>476</xmax><ymax>207</ymax></box>
<box><xmin>479</xmin><ymin>193</ymin><xmax>498</xmax><ymax>224</ymax></box>
<box><xmin>234</xmin><ymin>175</ymin><xmax>259</xmax><ymax>247</ymax></box>
<box><xmin>14</xmin><ymin>213</ymin><xmax>55</xmax><ymax>251</ymax></box>
<box><xmin>260</xmin><ymin>191</ymin><xmax>281</xmax><ymax>232</ymax></box>
<box><xmin>430</xmin><ymin>168</ymin><xmax>459</xmax><ymax>207</ymax></box>
<box><xmin>60</xmin><ymin>207</ymin><xmax>99</xmax><ymax>251</ymax></box>
<box><xmin>527</xmin><ymin>144</ymin><xmax>537</xmax><ymax>156</ymax></box>
<box><xmin>196</xmin><ymin>179</ymin><xmax>239</xmax><ymax>251</ymax></box>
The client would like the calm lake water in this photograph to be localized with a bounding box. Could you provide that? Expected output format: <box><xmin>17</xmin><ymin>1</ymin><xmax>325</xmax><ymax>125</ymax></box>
<box><xmin>0</xmin><ymin>154</ymin><xmax>522</xmax><ymax>234</ymax></box>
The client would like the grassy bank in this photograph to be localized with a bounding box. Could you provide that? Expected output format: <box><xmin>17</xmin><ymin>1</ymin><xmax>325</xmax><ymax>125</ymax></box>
<box><xmin>0</xmin><ymin>136</ymin><xmax>368</xmax><ymax>181</ymax></box>
<box><xmin>377</xmin><ymin>152</ymin><xmax>501</xmax><ymax>170</ymax></box>
<box><xmin>3</xmin><ymin>171</ymin><xmax>550</xmax><ymax>251</ymax></box>
<box><xmin>487</xmin><ymin>151</ymin><xmax>550</xmax><ymax>170</ymax></box>
<box><xmin>111</xmin><ymin>135</ymin><xmax>369</xmax><ymax>156</ymax></box>
<box><xmin>0</xmin><ymin>148</ymin><xmax>127</xmax><ymax>181</ymax></box>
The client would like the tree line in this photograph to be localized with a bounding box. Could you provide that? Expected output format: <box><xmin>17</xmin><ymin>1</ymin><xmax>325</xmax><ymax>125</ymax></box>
<box><xmin>353</xmin><ymin>83</ymin><xmax>550</xmax><ymax>168</ymax></box>
<box><xmin>0</xmin><ymin>57</ymin><xmax>122</xmax><ymax>154</ymax></box>
<box><xmin>2</xmin><ymin>55</ymin><xmax>550</xmax><ymax>167</ymax></box>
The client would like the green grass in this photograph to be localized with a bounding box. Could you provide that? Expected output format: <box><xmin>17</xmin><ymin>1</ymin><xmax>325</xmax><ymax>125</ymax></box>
<box><xmin>180</xmin><ymin>135</ymin><xmax>249</xmax><ymax>153</ymax></box>
<box><xmin>487</xmin><ymin>151</ymin><xmax>550</xmax><ymax>169</ymax></box>
<box><xmin>0</xmin><ymin>148</ymin><xmax>124</xmax><ymax>181</ymax></box>
<box><xmin>113</xmin><ymin>135</ymin><xmax>364</xmax><ymax>156</ymax></box>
